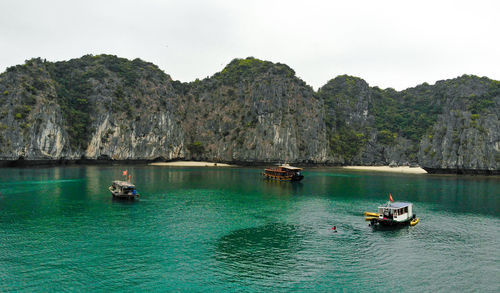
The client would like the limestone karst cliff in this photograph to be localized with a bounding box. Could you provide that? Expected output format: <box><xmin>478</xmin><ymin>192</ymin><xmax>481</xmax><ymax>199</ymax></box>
<box><xmin>417</xmin><ymin>76</ymin><xmax>500</xmax><ymax>173</ymax></box>
<box><xmin>0</xmin><ymin>55</ymin><xmax>498</xmax><ymax>173</ymax></box>
<box><xmin>0</xmin><ymin>55</ymin><xmax>185</xmax><ymax>161</ymax></box>
<box><xmin>319</xmin><ymin>74</ymin><xmax>499</xmax><ymax>173</ymax></box>
<box><xmin>178</xmin><ymin>58</ymin><xmax>328</xmax><ymax>163</ymax></box>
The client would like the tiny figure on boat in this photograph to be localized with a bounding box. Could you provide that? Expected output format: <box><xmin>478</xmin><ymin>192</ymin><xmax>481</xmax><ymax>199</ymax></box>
<box><xmin>332</xmin><ymin>226</ymin><xmax>337</xmax><ymax>232</ymax></box>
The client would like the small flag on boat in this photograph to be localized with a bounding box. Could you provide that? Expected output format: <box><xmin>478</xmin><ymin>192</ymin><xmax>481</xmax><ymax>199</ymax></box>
<box><xmin>123</xmin><ymin>170</ymin><xmax>128</xmax><ymax>176</ymax></box>
<box><xmin>389</xmin><ymin>193</ymin><xmax>394</xmax><ymax>202</ymax></box>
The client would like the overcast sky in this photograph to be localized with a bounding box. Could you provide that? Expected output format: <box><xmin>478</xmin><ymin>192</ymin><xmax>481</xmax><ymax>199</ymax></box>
<box><xmin>1</xmin><ymin>0</ymin><xmax>499</xmax><ymax>90</ymax></box>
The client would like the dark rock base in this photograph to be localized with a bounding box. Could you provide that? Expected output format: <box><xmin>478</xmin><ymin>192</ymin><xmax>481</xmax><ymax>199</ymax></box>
<box><xmin>423</xmin><ymin>167</ymin><xmax>500</xmax><ymax>175</ymax></box>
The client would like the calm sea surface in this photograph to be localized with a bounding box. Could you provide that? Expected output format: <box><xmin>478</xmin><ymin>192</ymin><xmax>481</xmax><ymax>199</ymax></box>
<box><xmin>0</xmin><ymin>166</ymin><xmax>499</xmax><ymax>292</ymax></box>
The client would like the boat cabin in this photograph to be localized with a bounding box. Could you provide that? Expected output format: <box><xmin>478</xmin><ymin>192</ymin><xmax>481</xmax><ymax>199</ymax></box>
<box><xmin>109</xmin><ymin>180</ymin><xmax>139</xmax><ymax>199</ymax></box>
<box><xmin>378</xmin><ymin>202</ymin><xmax>413</xmax><ymax>222</ymax></box>
<box><xmin>262</xmin><ymin>164</ymin><xmax>304</xmax><ymax>181</ymax></box>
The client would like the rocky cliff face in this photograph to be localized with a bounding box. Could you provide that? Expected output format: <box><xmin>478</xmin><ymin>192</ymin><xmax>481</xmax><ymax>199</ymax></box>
<box><xmin>0</xmin><ymin>56</ymin><xmax>328</xmax><ymax>164</ymax></box>
<box><xmin>179</xmin><ymin>58</ymin><xmax>328</xmax><ymax>163</ymax></box>
<box><xmin>418</xmin><ymin>76</ymin><xmax>500</xmax><ymax>173</ymax></box>
<box><xmin>0</xmin><ymin>55</ymin><xmax>498</xmax><ymax>173</ymax></box>
<box><xmin>0</xmin><ymin>59</ymin><xmax>67</xmax><ymax>160</ymax></box>
<box><xmin>0</xmin><ymin>56</ymin><xmax>186</xmax><ymax>161</ymax></box>
<box><xmin>318</xmin><ymin>74</ymin><xmax>499</xmax><ymax>173</ymax></box>
<box><xmin>319</xmin><ymin>76</ymin><xmax>426</xmax><ymax>166</ymax></box>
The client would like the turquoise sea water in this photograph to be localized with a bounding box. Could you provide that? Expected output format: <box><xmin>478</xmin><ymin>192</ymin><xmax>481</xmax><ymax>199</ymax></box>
<box><xmin>0</xmin><ymin>166</ymin><xmax>499</xmax><ymax>292</ymax></box>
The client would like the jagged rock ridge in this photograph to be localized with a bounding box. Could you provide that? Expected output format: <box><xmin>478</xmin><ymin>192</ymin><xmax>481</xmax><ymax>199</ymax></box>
<box><xmin>318</xmin><ymin>74</ymin><xmax>499</xmax><ymax>173</ymax></box>
<box><xmin>0</xmin><ymin>55</ymin><xmax>498</xmax><ymax>173</ymax></box>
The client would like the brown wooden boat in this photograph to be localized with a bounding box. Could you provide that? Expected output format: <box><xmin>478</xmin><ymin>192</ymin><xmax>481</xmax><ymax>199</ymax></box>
<box><xmin>262</xmin><ymin>164</ymin><xmax>304</xmax><ymax>181</ymax></box>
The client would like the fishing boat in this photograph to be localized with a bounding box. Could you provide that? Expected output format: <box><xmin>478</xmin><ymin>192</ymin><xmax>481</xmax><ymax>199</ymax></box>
<box><xmin>365</xmin><ymin>195</ymin><xmax>418</xmax><ymax>227</ymax></box>
<box><xmin>109</xmin><ymin>180</ymin><xmax>139</xmax><ymax>200</ymax></box>
<box><xmin>262</xmin><ymin>163</ymin><xmax>304</xmax><ymax>181</ymax></box>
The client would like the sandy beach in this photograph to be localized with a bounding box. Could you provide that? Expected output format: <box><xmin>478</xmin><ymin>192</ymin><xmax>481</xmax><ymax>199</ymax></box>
<box><xmin>149</xmin><ymin>161</ymin><xmax>234</xmax><ymax>167</ymax></box>
<box><xmin>343</xmin><ymin>166</ymin><xmax>427</xmax><ymax>174</ymax></box>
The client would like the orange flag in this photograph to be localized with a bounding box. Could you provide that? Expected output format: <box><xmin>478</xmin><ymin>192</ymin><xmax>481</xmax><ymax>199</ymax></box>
<box><xmin>123</xmin><ymin>170</ymin><xmax>128</xmax><ymax>176</ymax></box>
<box><xmin>389</xmin><ymin>193</ymin><xmax>394</xmax><ymax>202</ymax></box>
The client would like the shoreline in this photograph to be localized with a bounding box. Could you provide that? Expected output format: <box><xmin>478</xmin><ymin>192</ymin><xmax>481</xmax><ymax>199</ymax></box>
<box><xmin>342</xmin><ymin>166</ymin><xmax>427</xmax><ymax>174</ymax></box>
<box><xmin>149</xmin><ymin>161</ymin><xmax>234</xmax><ymax>167</ymax></box>
<box><xmin>0</xmin><ymin>159</ymin><xmax>496</xmax><ymax>175</ymax></box>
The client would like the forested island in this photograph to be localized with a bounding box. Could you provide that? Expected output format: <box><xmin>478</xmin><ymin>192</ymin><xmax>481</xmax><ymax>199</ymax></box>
<box><xmin>0</xmin><ymin>55</ymin><xmax>498</xmax><ymax>174</ymax></box>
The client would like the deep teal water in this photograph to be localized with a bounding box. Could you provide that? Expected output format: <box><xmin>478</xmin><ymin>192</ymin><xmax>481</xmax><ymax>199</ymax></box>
<box><xmin>0</xmin><ymin>166</ymin><xmax>499</xmax><ymax>292</ymax></box>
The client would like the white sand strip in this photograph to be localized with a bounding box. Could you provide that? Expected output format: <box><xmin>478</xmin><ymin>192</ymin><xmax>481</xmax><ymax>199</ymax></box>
<box><xmin>343</xmin><ymin>166</ymin><xmax>427</xmax><ymax>174</ymax></box>
<box><xmin>149</xmin><ymin>161</ymin><xmax>234</xmax><ymax>167</ymax></box>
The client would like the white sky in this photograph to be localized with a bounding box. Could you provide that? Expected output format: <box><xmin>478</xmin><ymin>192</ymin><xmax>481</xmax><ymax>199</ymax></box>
<box><xmin>1</xmin><ymin>0</ymin><xmax>499</xmax><ymax>90</ymax></box>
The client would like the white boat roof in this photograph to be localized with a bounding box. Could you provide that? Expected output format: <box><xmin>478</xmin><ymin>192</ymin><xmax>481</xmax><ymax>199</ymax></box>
<box><xmin>112</xmin><ymin>180</ymin><xmax>136</xmax><ymax>188</ymax></box>
<box><xmin>279</xmin><ymin>163</ymin><xmax>302</xmax><ymax>170</ymax></box>
<box><xmin>379</xmin><ymin>201</ymin><xmax>412</xmax><ymax>209</ymax></box>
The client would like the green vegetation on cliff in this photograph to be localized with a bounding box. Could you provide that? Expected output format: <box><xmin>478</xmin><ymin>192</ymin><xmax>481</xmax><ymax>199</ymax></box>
<box><xmin>319</xmin><ymin>74</ymin><xmax>499</xmax><ymax>165</ymax></box>
<box><xmin>42</xmin><ymin>54</ymin><xmax>169</xmax><ymax>150</ymax></box>
<box><xmin>318</xmin><ymin>75</ymin><xmax>371</xmax><ymax>162</ymax></box>
<box><xmin>214</xmin><ymin>57</ymin><xmax>296</xmax><ymax>85</ymax></box>
<box><xmin>370</xmin><ymin>85</ymin><xmax>442</xmax><ymax>143</ymax></box>
<box><xmin>46</xmin><ymin>58</ymin><xmax>94</xmax><ymax>150</ymax></box>
<box><xmin>0</xmin><ymin>55</ymin><xmax>498</xmax><ymax>172</ymax></box>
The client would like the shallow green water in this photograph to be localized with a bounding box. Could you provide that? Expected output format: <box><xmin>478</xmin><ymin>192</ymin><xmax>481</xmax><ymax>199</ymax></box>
<box><xmin>0</xmin><ymin>166</ymin><xmax>499</xmax><ymax>292</ymax></box>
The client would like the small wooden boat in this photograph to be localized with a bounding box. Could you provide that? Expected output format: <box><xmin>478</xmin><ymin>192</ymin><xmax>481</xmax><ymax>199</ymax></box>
<box><xmin>262</xmin><ymin>164</ymin><xmax>304</xmax><ymax>181</ymax></box>
<box><xmin>365</xmin><ymin>201</ymin><xmax>418</xmax><ymax>227</ymax></box>
<box><xmin>109</xmin><ymin>180</ymin><xmax>139</xmax><ymax>200</ymax></box>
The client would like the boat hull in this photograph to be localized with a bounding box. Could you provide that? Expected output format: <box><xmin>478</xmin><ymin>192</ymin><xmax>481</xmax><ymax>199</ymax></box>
<box><xmin>109</xmin><ymin>187</ymin><xmax>139</xmax><ymax>200</ymax></box>
<box><xmin>370</xmin><ymin>218</ymin><xmax>412</xmax><ymax>227</ymax></box>
<box><xmin>262</xmin><ymin>173</ymin><xmax>304</xmax><ymax>181</ymax></box>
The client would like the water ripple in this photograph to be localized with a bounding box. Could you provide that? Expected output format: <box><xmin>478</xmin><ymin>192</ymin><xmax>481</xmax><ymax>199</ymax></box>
<box><xmin>0</xmin><ymin>167</ymin><xmax>499</xmax><ymax>291</ymax></box>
